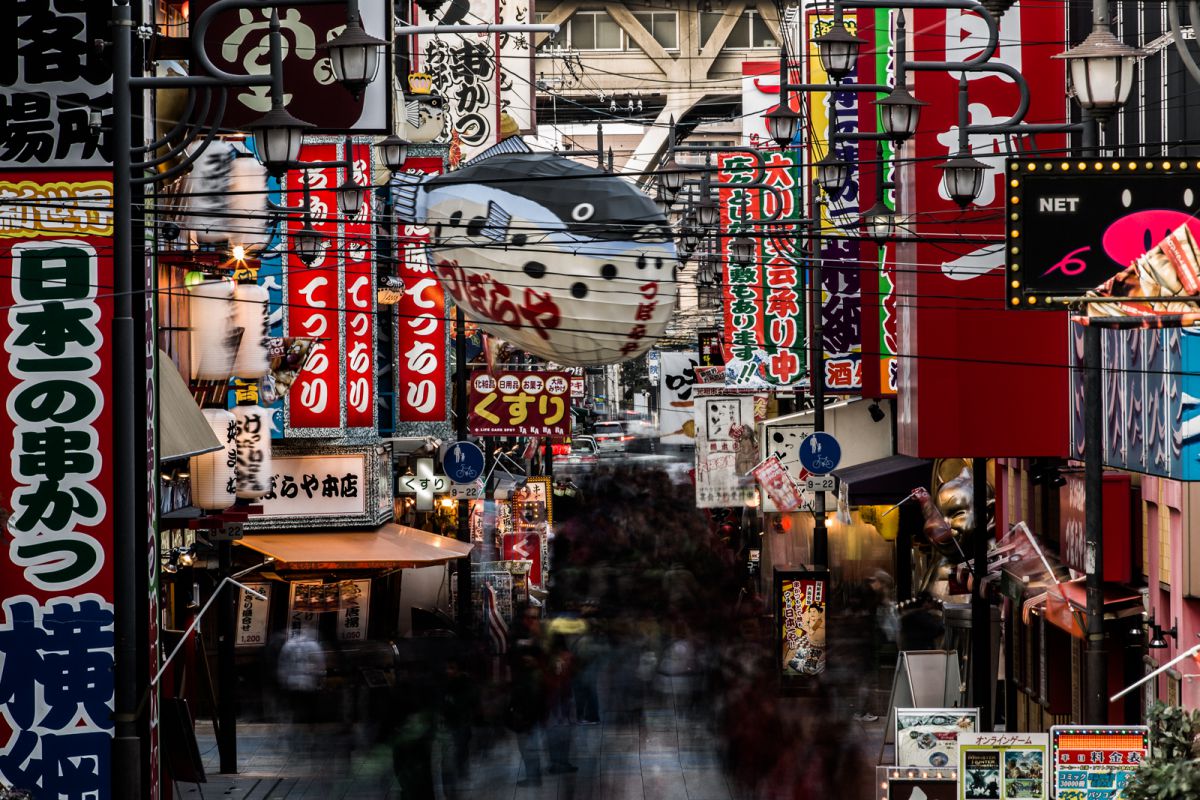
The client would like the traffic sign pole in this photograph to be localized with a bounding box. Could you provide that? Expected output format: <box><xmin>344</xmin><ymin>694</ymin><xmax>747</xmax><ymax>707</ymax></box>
<box><xmin>454</xmin><ymin>305</ymin><xmax>472</xmax><ymax>634</ymax></box>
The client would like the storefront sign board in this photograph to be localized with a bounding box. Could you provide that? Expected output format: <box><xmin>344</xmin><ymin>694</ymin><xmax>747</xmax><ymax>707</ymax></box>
<box><xmin>659</xmin><ymin>351</ymin><xmax>699</xmax><ymax>445</ymax></box>
<box><xmin>247</xmin><ymin>445</ymin><xmax>391</xmax><ymax>530</ymax></box>
<box><xmin>336</xmin><ymin>580</ymin><xmax>370</xmax><ymax>642</ymax></box>
<box><xmin>235</xmin><ymin>583</ymin><xmax>272</xmax><ymax>648</ymax></box>
<box><xmin>776</xmin><ymin>569</ymin><xmax>828</xmax><ymax>681</ymax></box>
<box><xmin>695</xmin><ymin>394</ymin><xmax>758</xmax><ymax>508</ymax></box>
<box><xmin>958</xmin><ymin>732</ymin><xmax>1048</xmax><ymax>800</ymax></box>
<box><xmin>468</xmin><ymin>371</ymin><xmax>571</xmax><ymax>437</ymax></box>
<box><xmin>1050</xmin><ymin>726</ymin><xmax>1148</xmax><ymax>800</ymax></box>
<box><xmin>895</xmin><ymin>709</ymin><xmax>979</xmax><ymax>768</ymax></box>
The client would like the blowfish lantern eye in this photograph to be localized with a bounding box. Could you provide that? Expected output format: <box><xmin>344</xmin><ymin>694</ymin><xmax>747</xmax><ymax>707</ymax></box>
<box><xmin>572</xmin><ymin>203</ymin><xmax>595</xmax><ymax>221</ymax></box>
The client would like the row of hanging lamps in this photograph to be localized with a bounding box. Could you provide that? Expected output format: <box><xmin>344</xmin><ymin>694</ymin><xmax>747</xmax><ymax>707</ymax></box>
<box><xmin>233</xmin><ymin>400</ymin><xmax>273</xmax><ymax>500</ymax></box>
<box><xmin>191</xmin><ymin>408</ymin><xmax>238</xmax><ymax>510</ymax></box>
<box><xmin>188</xmin><ymin>276</ymin><xmax>238</xmax><ymax>382</ymax></box>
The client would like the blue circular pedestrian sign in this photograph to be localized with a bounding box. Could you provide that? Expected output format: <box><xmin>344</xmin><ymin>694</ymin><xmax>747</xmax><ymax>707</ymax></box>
<box><xmin>798</xmin><ymin>432</ymin><xmax>841</xmax><ymax>475</ymax></box>
<box><xmin>442</xmin><ymin>441</ymin><xmax>485</xmax><ymax>483</ymax></box>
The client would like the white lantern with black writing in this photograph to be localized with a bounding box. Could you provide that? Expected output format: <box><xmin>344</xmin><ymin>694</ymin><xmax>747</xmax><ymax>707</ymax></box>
<box><xmin>232</xmin><ymin>282</ymin><xmax>270</xmax><ymax>378</ymax></box>
<box><xmin>184</xmin><ymin>141</ymin><xmax>270</xmax><ymax>252</ymax></box>
<box><xmin>188</xmin><ymin>277</ymin><xmax>238</xmax><ymax>381</ymax></box>
<box><xmin>233</xmin><ymin>404</ymin><xmax>273</xmax><ymax>499</ymax></box>
<box><xmin>191</xmin><ymin>408</ymin><xmax>238</xmax><ymax>510</ymax></box>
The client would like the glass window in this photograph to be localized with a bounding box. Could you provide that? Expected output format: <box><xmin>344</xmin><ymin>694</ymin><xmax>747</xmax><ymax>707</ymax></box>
<box><xmin>753</xmin><ymin>15</ymin><xmax>777</xmax><ymax>48</ymax></box>
<box><xmin>632</xmin><ymin>11</ymin><xmax>678</xmax><ymax>50</ymax></box>
<box><xmin>570</xmin><ymin>11</ymin><xmax>623</xmax><ymax>50</ymax></box>
<box><xmin>570</xmin><ymin>13</ymin><xmax>597</xmax><ymax>49</ymax></box>
<box><xmin>702</xmin><ymin>10</ymin><xmax>774</xmax><ymax>49</ymax></box>
<box><xmin>595</xmin><ymin>13</ymin><xmax>624</xmax><ymax>49</ymax></box>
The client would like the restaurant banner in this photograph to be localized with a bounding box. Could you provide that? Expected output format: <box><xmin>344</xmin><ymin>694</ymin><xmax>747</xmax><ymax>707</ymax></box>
<box><xmin>659</xmin><ymin>351</ymin><xmax>699</xmax><ymax>445</ymax></box>
<box><xmin>805</xmin><ymin>9</ymin><xmax>863</xmax><ymax>393</ymax></box>
<box><xmin>235</xmin><ymin>583</ymin><xmax>272</xmax><ymax>648</ymax></box>
<box><xmin>284</xmin><ymin>139</ymin><xmax>376</xmax><ymax>435</ymax></box>
<box><xmin>395</xmin><ymin>156</ymin><xmax>449</xmax><ymax>423</ymax></box>
<box><xmin>191</xmin><ymin>0</ymin><xmax>390</xmax><ymax>133</ymax></box>
<box><xmin>336</xmin><ymin>579</ymin><xmax>370</xmax><ymax>641</ymax></box>
<box><xmin>0</xmin><ymin>172</ymin><xmax>116</xmax><ymax>797</ymax></box>
<box><xmin>468</xmin><ymin>371</ymin><xmax>572</xmax><ymax>437</ymax></box>
<box><xmin>1050</xmin><ymin>726</ymin><xmax>1148</xmax><ymax>800</ymax></box>
<box><xmin>751</xmin><ymin>455</ymin><xmax>805</xmax><ymax>514</ymax></box>
<box><xmin>777</xmin><ymin>569</ymin><xmax>828</xmax><ymax>681</ymax></box>
<box><xmin>957</xmin><ymin>732</ymin><xmax>1048</xmax><ymax>800</ymax></box>
<box><xmin>717</xmin><ymin>150</ymin><xmax>806</xmax><ymax>389</ymax></box>
<box><xmin>246</xmin><ymin>446</ymin><xmax>392</xmax><ymax>530</ymax></box>
<box><xmin>899</xmin><ymin>2</ymin><xmax>1069</xmax><ymax>457</ymax></box>
<box><xmin>695</xmin><ymin>394</ymin><xmax>758</xmax><ymax>508</ymax></box>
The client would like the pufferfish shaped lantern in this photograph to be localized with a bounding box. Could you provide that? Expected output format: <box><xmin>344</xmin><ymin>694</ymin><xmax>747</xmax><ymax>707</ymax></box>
<box><xmin>393</xmin><ymin>128</ymin><xmax>679</xmax><ymax>366</ymax></box>
<box><xmin>403</xmin><ymin>72</ymin><xmax>446</xmax><ymax>144</ymax></box>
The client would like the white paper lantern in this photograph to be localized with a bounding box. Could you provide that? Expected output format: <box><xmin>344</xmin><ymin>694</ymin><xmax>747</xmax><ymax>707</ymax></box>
<box><xmin>232</xmin><ymin>283</ymin><xmax>270</xmax><ymax>378</ymax></box>
<box><xmin>189</xmin><ymin>279</ymin><xmax>237</xmax><ymax>381</ymax></box>
<box><xmin>233</xmin><ymin>404</ymin><xmax>273</xmax><ymax>499</ymax></box>
<box><xmin>185</xmin><ymin>141</ymin><xmax>270</xmax><ymax>251</ymax></box>
<box><xmin>190</xmin><ymin>408</ymin><xmax>237</xmax><ymax>510</ymax></box>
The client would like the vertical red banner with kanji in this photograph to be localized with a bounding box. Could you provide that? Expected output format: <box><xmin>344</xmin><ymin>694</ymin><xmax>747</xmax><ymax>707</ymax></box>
<box><xmin>286</xmin><ymin>141</ymin><xmax>345</xmax><ymax>433</ymax></box>
<box><xmin>343</xmin><ymin>141</ymin><xmax>375</xmax><ymax>429</ymax></box>
<box><xmin>0</xmin><ymin>173</ymin><xmax>117</xmax><ymax>798</ymax></box>
<box><xmin>395</xmin><ymin>156</ymin><xmax>448</xmax><ymax>422</ymax></box>
<box><xmin>899</xmin><ymin>4</ymin><xmax>1069</xmax><ymax>456</ymax></box>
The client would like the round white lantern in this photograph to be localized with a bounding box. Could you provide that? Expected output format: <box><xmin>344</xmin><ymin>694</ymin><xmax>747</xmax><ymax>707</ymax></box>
<box><xmin>185</xmin><ymin>141</ymin><xmax>270</xmax><ymax>252</ymax></box>
<box><xmin>232</xmin><ymin>282</ymin><xmax>270</xmax><ymax>378</ymax></box>
<box><xmin>233</xmin><ymin>404</ymin><xmax>274</xmax><ymax>499</ymax></box>
<box><xmin>189</xmin><ymin>278</ymin><xmax>237</xmax><ymax>381</ymax></box>
<box><xmin>190</xmin><ymin>408</ymin><xmax>237</xmax><ymax>510</ymax></box>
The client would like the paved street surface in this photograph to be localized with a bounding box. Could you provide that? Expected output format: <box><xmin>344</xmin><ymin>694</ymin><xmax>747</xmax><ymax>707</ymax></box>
<box><xmin>185</xmin><ymin>681</ymin><xmax>886</xmax><ymax>799</ymax></box>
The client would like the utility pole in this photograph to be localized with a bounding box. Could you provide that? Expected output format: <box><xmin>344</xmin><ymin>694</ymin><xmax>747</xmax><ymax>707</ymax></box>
<box><xmin>971</xmin><ymin>457</ymin><xmax>991</xmax><ymax>730</ymax></box>
<box><xmin>810</xmin><ymin>214</ymin><xmax>828</xmax><ymax>569</ymax></box>
<box><xmin>455</xmin><ymin>305</ymin><xmax>473</xmax><ymax>630</ymax></box>
<box><xmin>1083</xmin><ymin>322</ymin><xmax>1107</xmax><ymax>723</ymax></box>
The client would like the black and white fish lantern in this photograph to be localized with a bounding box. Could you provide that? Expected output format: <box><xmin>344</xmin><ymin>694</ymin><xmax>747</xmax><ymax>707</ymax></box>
<box><xmin>394</xmin><ymin>135</ymin><xmax>679</xmax><ymax>365</ymax></box>
<box><xmin>403</xmin><ymin>72</ymin><xmax>446</xmax><ymax>145</ymax></box>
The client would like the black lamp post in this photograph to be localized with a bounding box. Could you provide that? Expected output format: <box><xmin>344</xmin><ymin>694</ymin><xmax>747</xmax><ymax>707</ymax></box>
<box><xmin>765</xmin><ymin>105</ymin><xmax>803</xmax><ymax>149</ymax></box>
<box><xmin>938</xmin><ymin>151</ymin><xmax>991</xmax><ymax>209</ymax></box>
<box><xmin>813</xmin><ymin>20</ymin><xmax>866</xmax><ymax>80</ymax></box>
<box><xmin>861</xmin><ymin>199</ymin><xmax>897</xmax><ymax>244</ymax></box>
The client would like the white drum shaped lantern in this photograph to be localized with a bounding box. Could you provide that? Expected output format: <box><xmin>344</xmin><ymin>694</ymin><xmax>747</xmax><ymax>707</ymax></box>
<box><xmin>190</xmin><ymin>408</ymin><xmax>238</xmax><ymax>510</ymax></box>
<box><xmin>183</xmin><ymin>141</ymin><xmax>270</xmax><ymax>252</ymax></box>
<box><xmin>393</xmin><ymin>135</ymin><xmax>679</xmax><ymax>366</ymax></box>
<box><xmin>233</xmin><ymin>404</ymin><xmax>273</xmax><ymax>499</ymax></box>
<box><xmin>188</xmin><ymin>278</ymin><xmax>238</xmax><ymax>381</ymax></box>
<box><xmin>232</xmin><ymin>282</ymin><xmax>270</xmax><ymax>378</ymax></box>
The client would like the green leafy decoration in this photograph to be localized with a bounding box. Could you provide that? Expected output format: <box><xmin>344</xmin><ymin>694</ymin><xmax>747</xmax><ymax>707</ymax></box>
<box><xmin>1125</xmin><ymin>702</ymin><xmax>1200</xmax><ymax>800</ymax></box>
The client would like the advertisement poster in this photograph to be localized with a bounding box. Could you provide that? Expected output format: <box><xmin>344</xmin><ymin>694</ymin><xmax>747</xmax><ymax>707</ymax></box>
<box><xmin>659</xmin><ymin>351</ymin><xmax>699</xmax><ymax>444</ymax></box>
<box><xmin>235</xmin><ymin>582</ymin><xmax>272</xmax><ymax>648</ymax></box>
<box><xmin>336</xmin><ymin>580</ymin><xmax>371</xmax><ymax>642</ymax></box>
<box><xmin>394</xmin><ymin>156</ymin><xmax>449</xmax><ymax>424</ymax></box>
<box><xmin>695</xmin><ymin>394</ymin><xmax>758</xmax><ymax>508</ymax></box>
<box><xmin>0</xmin><ymin>173</ymin><xmax>117</xmax><ymax>798</ymax></box>
<box><xmin>1050</xmin><ymin>726</ymin><xmax>1148</xmax><ymax>800</ymax></box>
<box><xmin>896</xmin><ymin>709</ymin><xmax>980</xmax><ymax>768</ymax></box>
<box><xmin>778</xmin><ymin>571</ymin><xmax>827</xmax><ymax>678</ymax></box>
<box><xmin>468</xmin><ymin>371</ymin><xmax>572</xmax><ymax>437</ymax></box>
<box><xmin>958</xmin><ymin>733</ymin><xmax>1048</xmax><ymax>800</ymax></box>
<box><xmin>752</xmin><ymin>455</ymin><xmax>805</xmax><ymax>514</ymax></box>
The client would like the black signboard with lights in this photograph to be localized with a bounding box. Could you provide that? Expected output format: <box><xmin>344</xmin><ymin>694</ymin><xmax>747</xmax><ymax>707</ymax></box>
<box><xmin>1005</xmin><ymin>157</ymin><xmax>1200</xmax><ymax>308</ymax></box>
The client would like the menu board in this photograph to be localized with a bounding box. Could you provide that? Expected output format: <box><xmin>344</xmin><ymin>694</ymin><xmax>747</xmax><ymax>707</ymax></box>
<box><xmin>896</xmin><ymin>709</ymin><xmax>980</xmax><ymax>768</ymax></box>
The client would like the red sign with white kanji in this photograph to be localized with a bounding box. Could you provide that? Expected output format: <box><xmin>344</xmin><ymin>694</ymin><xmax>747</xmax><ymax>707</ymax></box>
<box><xmin>468</xmin><ymin>371</ymin><xmax>572</xmax><ymax>437</ymax></box>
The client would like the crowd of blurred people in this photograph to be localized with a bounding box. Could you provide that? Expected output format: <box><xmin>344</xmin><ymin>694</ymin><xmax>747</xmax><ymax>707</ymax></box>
<box><xmin>257</xmin><ymin>464</ymin><xmax>937</xmax><ymax>799</ymax></box>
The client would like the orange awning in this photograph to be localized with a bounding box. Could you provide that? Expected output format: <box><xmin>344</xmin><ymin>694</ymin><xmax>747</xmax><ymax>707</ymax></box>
<box><xmin>236</xmin><ymin>523</ymin><xmax>473</xmax><ymax>571</ymax></box>
<box><xmin>1043</xmin><ymin>581</ymin><xmax>1143</xmax><ymax>639</ymax></box>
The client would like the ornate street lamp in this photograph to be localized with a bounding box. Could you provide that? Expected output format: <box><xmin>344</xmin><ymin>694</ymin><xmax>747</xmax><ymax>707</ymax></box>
<box><xmin>813</xmin><ymin>22</ymin><xmax>865</xmax><ymax>80</ymax></box>
<box><xmin>695</xmin><ymin>193</ymin><xmax>719</xmax><ymax>228</ymax></box>
<box><xmin>764</xmin><ymin>105</ymin><xmax>803</xmax><ymax>149</ymax></box>
<box><xmin>862</xmin><ymin>200</ymin><xmax>896</xmax><ymax>244</ymax></box>
<box><xmin>1055</xmin><ymin>26</ymin><xmax>1144</xmax><ymax>121</ymax></box>
<box><xmin>876</xmin><ymin>85</ymin><xmax>926</xmax><ymax>142</ymax></box>
<box><xmin>293</xmin><ymin>220</ymin><xmax>324</xmax><ymax>266</ymax></box>
<box><xmin>815</xmin><ymin>151</ymin><xmax>851</xmax><ymax>196</ymax></box>
<box><xmin>730</xmin><ymin>235</ymin><xmax>756</xmax><ymax>264</ymax></box>
<box><xmin>375</xmin><ymin>134</ymin><xmax>412</xmax><ymax>173</ymax></box>
<box><xmin>938</xmin><ymin>152</ymin><xmax>991</xmax><ymax>209</ymax></box>
<box><xmin>321</xmin><ymin>0</ymin><xmax>389</xmax><ymax>99</ymax></box>
<box><xmin>246</xmin><ymin>107</ymin><xmax>313</xmax><ymax>176</ymax></box>
<box><xmin>659</xmin><ymin>157</ymin><xmax>689</xmax><ymax>193</ymax></box>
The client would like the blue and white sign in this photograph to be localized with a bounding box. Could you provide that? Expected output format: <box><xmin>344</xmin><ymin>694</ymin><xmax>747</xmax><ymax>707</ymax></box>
<box><xmin>443</xmin><ymin>441</ymin><xmax>486</xmax><ymax>483</ymax></box>
<box><xmin>798</xmin><ymin>432</ymin><xmax>841</xmax><ymax>475</ymax></box>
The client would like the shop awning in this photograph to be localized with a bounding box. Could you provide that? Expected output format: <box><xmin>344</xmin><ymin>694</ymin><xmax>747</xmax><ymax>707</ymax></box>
<box><xmin>159</xmin><ymin>350</ymin><xmax>223</xmax><ymax>461</ymax></box>
<box><xmin>236</xmin><ymin>524</ymin><xmax>474</xmax><ymax>571</ymax></box>
<box><xmin>1040</xmin><ymin>581</ymin><xmax>1143</xmax><ymax>639</ymax></box>
<box><xmin>831</xmin><ymin>454</ymin><xmax>932</xmax><ymax>505</ymax></box>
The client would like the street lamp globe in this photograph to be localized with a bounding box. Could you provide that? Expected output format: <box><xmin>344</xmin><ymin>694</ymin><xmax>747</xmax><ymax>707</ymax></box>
<box><xmin>246</xmin><ymin>107</ymin><xmax>314</xmax><ymax>176</ymax></box>
<box><xmin>938</xmin><ymin>152</ymin><xmax>991</xmax><ymax>209</ymax></box>
<box><xmin>1055</xmin><ymin>28</ymin><xmax>1144</xmax><ymax>120</ymax></box>
<box><xmin>375</xmin><ymin>134</ymin><xmax>412</xmax><ymax>173</ymax></box>
<box><xmin>653</xmin><ymin>184</ymin><xmax>674</xmax><ymax>216</ymax></box>
<box><xmin>681</xmin><ymin>224</ymin><xmax>704</xmax><ymax>251</ymax></box>
<box><xmin>815</xmin><ymin>152</ymin><xmax>851</xmax><ymax>196</ymax></box>
<box><xmin>293</xmin><ymin>220</ymin><xmax>324</xmax><ymax>266</ymax></box>
<box><xmin>876</xmin><ymin>86</ymin><xmax>926</xmax><ymax>142</ymax></box>
<box><xmin>695</xmin><ymin>194</ymin><xmax>719</xmax><ymax>228</ymax></box>
<box><xmin>764</xmin><ymin>105</ymin><xmax>803</xmax><ymax>149</ymax></box>
<box><xmin>813</xmin><ymin>23</ymin><xmax>865</xmax><ymax>80</ymax></box>
<box><xmin>335</xmin><ymin>176</ymin><xmax>365</xmax><ymax>217</ymax></box>
<box><xmin>659</xmin><ymin>158</ymin><xmax>688</xmax><ymax>193</ymax></box>
<box><xmin>861</xmin><ymin>200</ymin><xmax>896</xmax><ymax>244</ymax></box>
<box><xmin>322</xmin><ymin>18</ymin><xmax>388</xmax><ymax>99</ymax></box>
<box><xmin>730</xmin><ymin>236</ymin><xmax>756</xmax><ymax>264</ymax></box>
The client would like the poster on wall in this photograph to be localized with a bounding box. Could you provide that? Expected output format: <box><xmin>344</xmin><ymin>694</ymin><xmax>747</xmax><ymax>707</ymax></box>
<box><xmin>336</xmin><ymin>580</ymin><xmax>371</xmax><ymax>642</ymax></box>
<box><xmin>776</xmin><ymin>569</ymin><xmax>828</xmax><ymax>681</ymax></box>
<box><xmin>757</xmin><ymin>419</ymin><xmax>814</xmax><ymax>512</ymax></box>
<box><xmin>958</xmin><ymin>732</ymin><xmax>1048</xmax><ymax>800</ymax></box>
<box><xmin>1050</xmin><ymin>726</ymin><xmax>1148</xmax><ymax>800</ymax></box>
<box><xmin>659</xmin><ymin>351</ymin><xmax>699</xmax><ymax>444</ymax></box>
<box><xmin>235</xmin><ymin>583</ymin><xmax>272</xmax><ymax>647</ymax></box>
<box><xmin>695</xmin><ymin>394</ymin><xmax>758</xmax><ymax>508</ymax></box>
<box><xmin>0</xmin><ymin>172</ymin><xmax>117</xmax><ymax>798</ymax></box>
<box><xmin>895</xmin><ymin>709</ymin><xmax>980</xmax><ymax>768</ymax></box>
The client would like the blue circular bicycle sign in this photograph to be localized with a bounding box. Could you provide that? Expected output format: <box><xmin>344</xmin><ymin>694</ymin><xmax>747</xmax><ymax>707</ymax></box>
<box><xmin>798</xmin><ymin>432</ymin><xmax>841</xmax><ymax>475</ymax></box>
<box><xmin>442</xmin><ymin>441</ymin><xmax>485</xmax><ymax>483</ymax></box>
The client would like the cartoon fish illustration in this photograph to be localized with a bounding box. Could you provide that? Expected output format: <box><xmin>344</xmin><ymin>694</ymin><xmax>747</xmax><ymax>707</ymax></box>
<box><xmin>393</xmin><ymin>135</ymin><xmax>678</xmax><ymax>366</ymax></box>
